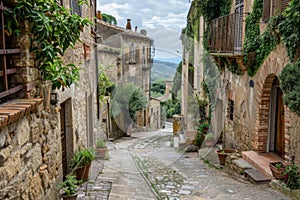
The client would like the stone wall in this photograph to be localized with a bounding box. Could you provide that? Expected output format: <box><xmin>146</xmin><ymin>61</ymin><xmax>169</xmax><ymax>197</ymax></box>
<box><xmin>0</xmin><ymin>1</ymin><xmax>100</xmax><ymax>199</ymax></box>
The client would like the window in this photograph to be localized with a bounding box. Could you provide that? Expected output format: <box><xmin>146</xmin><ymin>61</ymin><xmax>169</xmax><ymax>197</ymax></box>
<box><xmin>234</xmin><ymin>0</ymin><xmax>244</xmax><ymax>52</ymax></box>
<box><xmin>262</xmin><ymin>0</ymin><xmax>290</xmax><ymax>22</ymax></box>
<box><xmin>0</xmin><ymin>1</ymin><xmax>22</xmax><ymax>101</ymax></box>
<box><xmin>228</xmin><ymin>99</ymin><xmax>234</xmax><ymax>120</ymax></box>
<box><xmin>129</xmin><ymin>43</ymin><xmax>136</xmax><ymax>64</ymax></box>
<box><xmin>70</xmin><ymin>0</ymin><xmax>81</xmax><ymax>16</ymax></box>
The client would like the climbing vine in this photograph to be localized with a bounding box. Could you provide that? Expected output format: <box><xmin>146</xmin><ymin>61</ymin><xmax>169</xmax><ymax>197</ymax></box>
<box><xmin>6</xmin><ymin>0</ymin><xmax>92</xmax><ymax>89</ymax></box>
<box><xmin>243</xmin><ymin>0</ymin><xmax>280</xmax><ymax>76</ymax></box>
<box><xmin>279</xmin><ymin>59</ymin><xmax>300</xmax><ymax>116</ymax></box>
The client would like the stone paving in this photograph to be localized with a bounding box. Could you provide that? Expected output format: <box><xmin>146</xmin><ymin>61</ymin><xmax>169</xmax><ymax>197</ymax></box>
<box><xmin>77</xmin><ymin>123</ymin><xmax>291</xmax><ymax>200</ymax></box>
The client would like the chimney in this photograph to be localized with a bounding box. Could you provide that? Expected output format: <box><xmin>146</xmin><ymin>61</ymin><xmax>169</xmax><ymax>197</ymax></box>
<box><xmin>97</xmin><ymin>10</ymin><xmax>102</xmax><ymax>20</ymax></box>
<box><xmin>135</xmin><ymin>26</ymin><xmax>138</xmax><ymax>33</ymax></box>
<box><xmin>126</xmin><ymin>19</ymin><xmax>132</xmax><ymax>30</ymax></box>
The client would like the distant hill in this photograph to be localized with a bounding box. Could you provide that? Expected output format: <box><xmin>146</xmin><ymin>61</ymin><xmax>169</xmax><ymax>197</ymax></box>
<box><xmin>151</xmin><ymin>60</ymin><xmax>178</xmax><ymax>82</ymax></box>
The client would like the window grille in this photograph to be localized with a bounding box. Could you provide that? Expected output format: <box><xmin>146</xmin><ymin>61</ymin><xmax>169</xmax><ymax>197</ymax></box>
<box><xmin>0</xmin><ymin>1</ymin><xmax>22</xmax><ymax>101</ymax></box>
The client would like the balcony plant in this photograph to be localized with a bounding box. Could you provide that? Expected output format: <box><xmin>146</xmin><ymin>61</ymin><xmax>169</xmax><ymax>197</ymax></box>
<box><xmin>269</xmin><ymin>161</ymin><xmax>286</xmax><ymax>180</ymax></box>
<box><xmin>58</xmin><ymin>174</ymin><xmax>80</xmax><ymax>200</ymax></box>
<box><xmin>71</xmin><ymin>148</ymin><xmax>95</xmax><ymax>181</ymax></box>
<box><xmin>95</xmin><ymin>139</ymin><xmax>108</xmax><ymax>159</ymax></box>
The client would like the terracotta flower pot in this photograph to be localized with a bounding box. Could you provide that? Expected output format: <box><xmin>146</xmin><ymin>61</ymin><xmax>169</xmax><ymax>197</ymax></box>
<box><xmin>269</xmin><ymin>162</ymin><xmax>286</xmax><ymax>180</ymax></box>
<box><xmin>76</xmin><ymin>163</ymin><xmax>91</xmax><ymax>181</ymax></box>
<box><xmin>95</xmin><ymin>147</ymin><xmax>108</xmax><ymax>159</ymax></box>
<box><xmin>216</xmin><ymin>149</ymin><xmax>237</xmax><ymax>165</ymax></box>
<box><xmin>61</xmin><ymin>192</ymin><xmax>78</xmax><ymax>200</ymax></box>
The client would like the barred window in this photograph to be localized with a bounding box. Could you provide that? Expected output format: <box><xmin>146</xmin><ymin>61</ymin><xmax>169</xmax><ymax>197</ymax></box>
<box><xmin>0</xmin><ymin>1</ymin><xmax>22</xmax><ymax>101</ymax></box>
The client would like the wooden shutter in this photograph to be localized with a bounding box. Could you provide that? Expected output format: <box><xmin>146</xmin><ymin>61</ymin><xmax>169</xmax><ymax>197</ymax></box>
<box><xmin>262</xmin><ymin>0</ymin><xmax>271</xmax><ymax>22</ymax></box>
<box><xmin>281</xmin><ymin>0</ymin><xmax>290</xmax><ymax>12</ymax></box>
<box><xmin>71</xmin><ymin>0</ymin><xmax>81</xmax><ymax>16</ymax></box>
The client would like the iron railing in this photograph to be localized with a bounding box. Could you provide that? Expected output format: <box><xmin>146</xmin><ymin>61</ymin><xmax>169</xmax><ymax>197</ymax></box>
<box><xmin>210</xmin><ymin>13</ymin><xmax>243</xmax><ymax>54</ymax></box>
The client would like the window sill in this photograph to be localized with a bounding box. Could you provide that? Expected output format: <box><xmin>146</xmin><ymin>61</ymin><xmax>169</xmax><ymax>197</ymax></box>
<box><xmin>0</xmin><ymin>98</ymin><xmax>43</xmax><ymax>127</ymax></box>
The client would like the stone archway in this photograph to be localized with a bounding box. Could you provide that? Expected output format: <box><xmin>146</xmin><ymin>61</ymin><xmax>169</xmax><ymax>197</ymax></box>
<box><xmin>252</xmin><ymin>54</ymin><xmax>291</xmax><ymax>161</ymax></box>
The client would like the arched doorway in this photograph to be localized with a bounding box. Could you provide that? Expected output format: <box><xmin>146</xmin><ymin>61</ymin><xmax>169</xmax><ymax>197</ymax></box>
<box><xmin>267</xmin><ymin>77</ymin><xmax>285</xmax><ymax>157</ymax></box>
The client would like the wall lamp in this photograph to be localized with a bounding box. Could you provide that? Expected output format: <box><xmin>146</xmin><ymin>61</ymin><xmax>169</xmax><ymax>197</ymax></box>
<box><xmin>50</xmin><ymin>92</ymin><xmax>58</xmax><ymax>105</ymax></box>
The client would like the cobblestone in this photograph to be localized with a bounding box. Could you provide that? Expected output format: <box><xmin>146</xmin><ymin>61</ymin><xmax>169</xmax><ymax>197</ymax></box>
<box><xmin>78</xmin><ymin>123</ymin><xmax>290</xmax><ymax>200</ymax></box>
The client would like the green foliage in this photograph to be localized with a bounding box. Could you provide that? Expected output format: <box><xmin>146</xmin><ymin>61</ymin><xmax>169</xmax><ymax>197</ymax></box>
<box><xmin>111</xmin><ymin>83</ymin><xmax>148</xmax><ymax>122</ymax></box>
<box><xmin>95</xmin><ymin>139</ymin><xmax>106</xmax><ymax>148</ymax></box>
<box><xmin>58</xmin><ymin>174</ymin><xmax>80</xmax><ymax>196</ymax></box>
<box><xmin>278</xmin><ymin>0</ymin><xmax>300</xmax><ymax>61</ymax></box>
<box><xmin>279</xmin><ymin>58</ymin><xmax>300</xmax><ymax>116</ymax></box>
<box><xmin>102</xmin><ymin>13</ymin><xmax>117</xmax><ymax>25</ymax></box>
<box><xmin>151</xmin><ymin>80</ymin><xmax>166</xmax><ymax>97</ymax></box>
<box><xmin>5</xmin><ymin>0</ymin><xmax>92</xmax><ymax>89</ymax></box>
<box><xmin>99</xmin><ymin>66</ymin><xmax>115</xmax><ymax>101</ymax></box>
<box><xmin>71</xmin><ymin>148</ymin><xmax>95</xmax><ymax>169</ymax></box>
<box><xmin>162</xmin><ymin>96</ymin><xmax>181</xmax><ymax>119</ymax></box>
<box><xmin>172</xmin><ymin>61</ymin><xmax>182</xmax><ymax>96</ymax></box>
<box><xmin>243</xmin><ymin>0</ymin><xmax>280</xmax><ymax>76</ymax></box>
<box><xmin>284</xmin><ymin>162</ymin><xmax>300</xmax><ymax>190</ymax></box>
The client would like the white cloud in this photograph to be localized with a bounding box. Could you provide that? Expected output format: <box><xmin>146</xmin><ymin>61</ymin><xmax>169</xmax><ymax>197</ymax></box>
<box><xmin>97</xmin><ymin>0</ymin><xmax>190</xmax><ymax>58</ymax></box>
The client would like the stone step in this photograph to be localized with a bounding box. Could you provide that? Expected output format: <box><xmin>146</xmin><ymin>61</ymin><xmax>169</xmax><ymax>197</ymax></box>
<box><xmin>245</xmin><ymin>168</ymin><xmax>271</xmax><ymax>184</ymax></box>
<box><xmin>231</xmin><ymin>158</ymin><xmax>253</xmax><ymax>175</ymax></box>
<box><xmin>242</xmin><ymin>151</ymin><xmax>282</xmax><ymax>179</ymax></box>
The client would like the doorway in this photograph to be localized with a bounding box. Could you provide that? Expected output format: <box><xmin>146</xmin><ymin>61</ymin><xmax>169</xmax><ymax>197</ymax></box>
<box><xmin>60</xmin><ymin>99</ymin><xmax>74</xmax><ymax>178</ymax></box>
<box><xmin>268</xmin><ymin>77</ymin><xmax>285</xmax><ymax>157</ymax></box>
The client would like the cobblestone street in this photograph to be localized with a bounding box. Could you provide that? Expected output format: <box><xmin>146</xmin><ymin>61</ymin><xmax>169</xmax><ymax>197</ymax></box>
<box><xmin>79</xmin><ymin>123</ymin><xmax>290</xmax><ymax>200</ymax></box>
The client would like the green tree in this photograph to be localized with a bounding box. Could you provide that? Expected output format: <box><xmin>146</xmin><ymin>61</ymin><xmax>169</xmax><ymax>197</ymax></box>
<box><xmin>102</xmin><ymin>13</ymin><xmax>117</xmax><ymax>25</ymax></box>
<box><xmin>172</xmin><ymin>61</ymin><xmax>182</xmax><ymax>97</ymax></box>
<box><xmin>111</xmin><ymin>83</ymin><xmax>148</xmax><ymax>123</ymax></box>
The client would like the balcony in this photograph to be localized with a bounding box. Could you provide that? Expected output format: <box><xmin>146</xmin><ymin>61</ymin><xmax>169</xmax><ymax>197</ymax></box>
<box><xmin>210</xmin><ymin>13</ymin><xmax>243</xmax><ymax>55</ymax></box>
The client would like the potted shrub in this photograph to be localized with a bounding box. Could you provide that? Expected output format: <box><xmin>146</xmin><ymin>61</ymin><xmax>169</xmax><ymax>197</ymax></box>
<box><xmin>204</xmin><ymin>133</ymin><xmax>215</xmax><ymax>147</ymax></box>
<box><xmin>215</xmin><ymin>149</ymin><xmax>237</xmax><ymax>165</ymax></box>
<box><xmin>269</xmin><ymin>162</ymin><xmax>286</xmax><ymax>180</ymax></box>
<box><xmin>58</xmin><ymin>174</ymin><xmax>80</xmax><ymax>200</ymax></box>
<box><xmin>95</xmin><ymin>139</ymin><xmax>108</xmax><ymax>159</ymax></box>
<box><xmin>71</xmin><ymin>148</ymin><xmax>95</xmax><ymax>181</ymax></box>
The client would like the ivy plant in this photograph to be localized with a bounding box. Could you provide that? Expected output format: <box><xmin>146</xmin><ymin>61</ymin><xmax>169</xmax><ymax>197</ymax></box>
<box><xmin>6</xmin><ymin>0</ymin><xmax>92</xmax><ymax>90</ymax></box>
<box><xmin>278</xmin><ymin>0</ymin><xmax>300</xmax><ymax>61</ymax></box>
<box><xmin>98</xmin><ymin>66</ymin><xmax>115</xmax><ymax>101</ymax></box>
<box><xmin>279</xmin><ymin>58</ymin><xmax>300</xmax><ymax>116</ymax></box>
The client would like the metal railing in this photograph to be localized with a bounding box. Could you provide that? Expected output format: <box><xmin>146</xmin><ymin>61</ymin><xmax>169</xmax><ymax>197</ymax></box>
<box><xmin>210</xmin><ymin>13</ymin><xmax>243</xmax><ymax>54</ymax></box>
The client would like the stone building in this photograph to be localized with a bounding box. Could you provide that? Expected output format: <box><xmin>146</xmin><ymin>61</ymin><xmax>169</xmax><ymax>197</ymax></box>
<box><xmin>0</xmin><ymin>0</ymin><xmax>99</xmax><ymax>199</ymax></box>
<box><xmin>96</xmin><ymin>20</ymin><xmax>154</xmax><ymax>138</ymax></box>
<box><xmin>184</xmin><ymin>0</ymin><xmax>300</xmax><ymax>176</ymax></box>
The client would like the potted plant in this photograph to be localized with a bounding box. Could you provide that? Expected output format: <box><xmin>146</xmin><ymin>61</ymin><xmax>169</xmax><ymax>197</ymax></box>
<box><xmin>95</xmin><ymin>139</ymin><xmax>108</xmax><ymax>159</ymax></box>
<box><xmin>71</xmin><ymin>148</ymin><xmax>95</xmax><ymax>181</ymax></box>
<box><xmin>58</xmin><ymin>174</ymin><xmax>80</xmax><ymax>200</ymax></box>
<box><xmin>204</xmin><ymin>133</ymin><xmax>215</xmax><ymax>147</ymax></box>
<box><xmin>269</xmin><ymin>161</ymin><xmax>286</xmax><ymax>180</ymax></box>
<box><xmin>215</xmin><ymin>149</ymin><xmax>237</xmax><ymax>165</ymax></box>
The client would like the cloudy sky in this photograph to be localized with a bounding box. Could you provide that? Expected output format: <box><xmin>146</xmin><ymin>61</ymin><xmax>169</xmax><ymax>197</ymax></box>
<box><xmin>97</xmin><ymin>0</ymin><xmax>191</xmax><ymax>62</ymax></box>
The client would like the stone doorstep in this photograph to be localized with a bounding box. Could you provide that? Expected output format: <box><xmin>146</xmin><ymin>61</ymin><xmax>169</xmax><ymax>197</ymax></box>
<box><xmin>231</xmin><ymin>158</ymin><xmax>253</xmax><ymax>175</ymax></box>
<box><xmin>242</xmin><ymin>150</ymin><xmax>282</xmax><ymax>179</ymax></box>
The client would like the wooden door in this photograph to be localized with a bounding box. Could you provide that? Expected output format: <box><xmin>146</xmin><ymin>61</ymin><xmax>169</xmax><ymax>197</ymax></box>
<box><xmin>275</xmin><ymin>88</ymin><xmax>285</xmax><ymax>157</ymax></box>
<box><xmin>60</xmin><ymin>102</ymin><xmax>67</xmax><ymax>178</ymax></box>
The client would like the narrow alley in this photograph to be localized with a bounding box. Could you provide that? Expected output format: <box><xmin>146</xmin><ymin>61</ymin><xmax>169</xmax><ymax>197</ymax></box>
<box><xmin>78</xmin><ymin>123</ymin><xmax>290</xmax><ymax>200</ymax></box>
